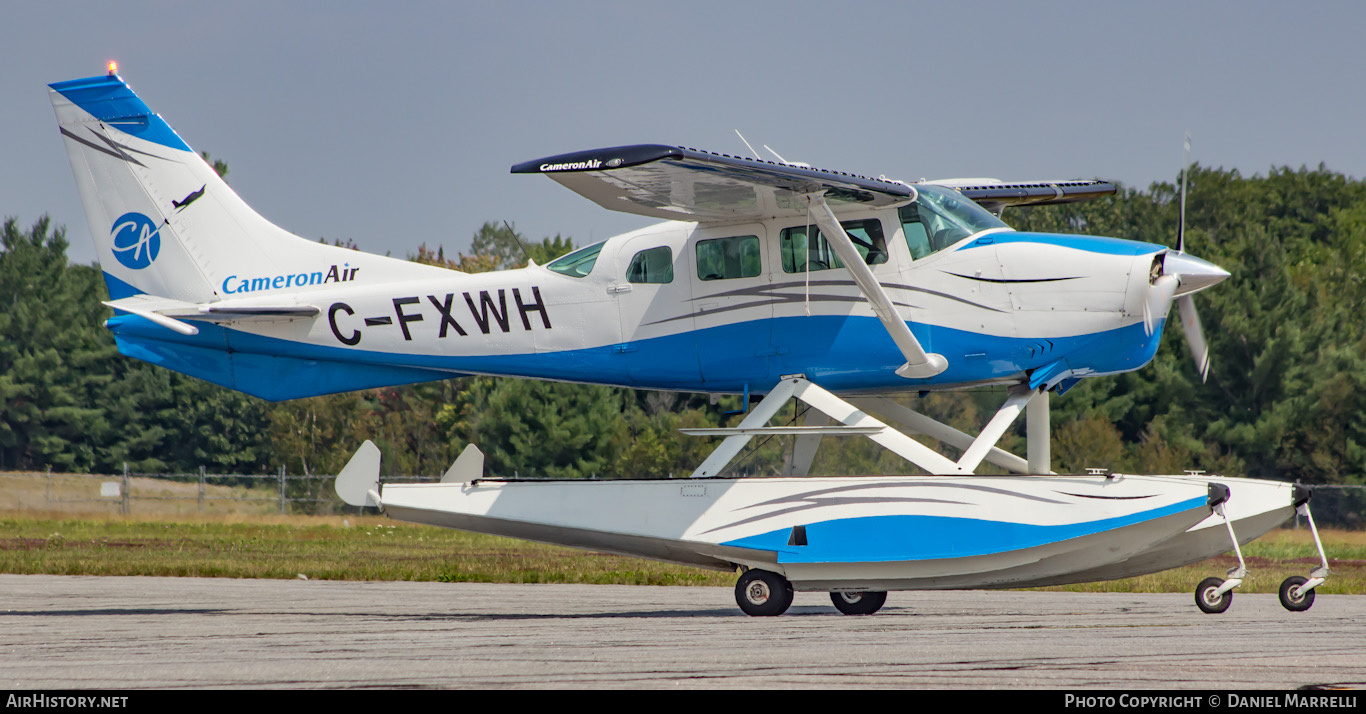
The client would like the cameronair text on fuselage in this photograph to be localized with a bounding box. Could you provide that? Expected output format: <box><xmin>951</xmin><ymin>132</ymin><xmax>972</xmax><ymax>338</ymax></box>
<box><xmin>221</xmin><ymin>263</ymin><xmax>359</xmax><ymax>295</ymax></box>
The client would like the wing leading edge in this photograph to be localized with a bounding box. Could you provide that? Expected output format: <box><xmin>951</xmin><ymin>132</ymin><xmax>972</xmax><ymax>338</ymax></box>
<box><xmin>930</xmin><ymin>179</ymin><xmax>1117</xmax><ymax>215</ymax></box>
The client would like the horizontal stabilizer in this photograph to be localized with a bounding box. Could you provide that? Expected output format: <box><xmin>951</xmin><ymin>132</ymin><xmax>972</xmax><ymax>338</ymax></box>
<box><xmin>102</xmin><ymin>296</ymin><xmax>201</xmax><ymax>335</ymax></box>
<box><xmin>513</xmin><ymin>144</ymin><xmax>913</xmax><ymax>223</ymax></box>
<box><xmin>335</xmin><ymin>440</ymin><xmax>382</xmax><ymax>508</ymax></box>
<box><xmin>104</xmin><ymin>294</ymin><xmax>320</xmax><ymax>329</ymax></box>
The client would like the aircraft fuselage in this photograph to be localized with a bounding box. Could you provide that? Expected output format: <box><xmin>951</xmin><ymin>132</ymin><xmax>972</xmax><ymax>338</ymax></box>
<box><xmin>107</xmin><ymin>210</ymin><xmax>1171</xmax><ymax>400</ymax></box>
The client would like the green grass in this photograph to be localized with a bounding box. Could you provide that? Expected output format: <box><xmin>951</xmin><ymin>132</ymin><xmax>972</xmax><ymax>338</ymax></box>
<box><xmin>0</xmin><ymin>512</ymin><xmax>734</xmax><ymax>585</ymax></box>
<box><xmin>1034</xmin><ymin>528</ymin><xmax>1366</xmax><ymax>595</ymax></box>
<box><xmin>1</xmin><ymin>512</ymin><xmax>1361</xmax><ymax>593</ymax></box>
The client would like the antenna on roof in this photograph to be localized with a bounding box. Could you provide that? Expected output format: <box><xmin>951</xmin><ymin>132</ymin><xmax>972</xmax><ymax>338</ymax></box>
<box><xmin>502</xmin><ymin>220</ymin><xmax>534</xmax><ymax>267</ymax></box>
<box><xmin>763</xmin><ymin>144</ymin><xmax>811</xmax><ymax>168</ymax></box>
<box><xmin>734</xmin><ymin>130</ymin><xmax>760</xmax><ymax>160</ymax></box>
<box><xmin>1177</xmin><ymin>133</ymin><xmax>1190</xmax><ymax>253</ymax></box>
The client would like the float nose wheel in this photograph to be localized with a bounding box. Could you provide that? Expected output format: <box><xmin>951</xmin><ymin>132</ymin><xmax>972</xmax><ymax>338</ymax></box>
<box><xmin>1277</xmin><ymin>491</ymin><xmax>1330</xmax><ymax>612</ymax></box>
<box><xmin>735</xmin><ymin>569</ymin><xmax>794</xmax><ymax>616</ymax></box>
<box><xmin>830</xmin><ymin>590</ymin><xmax>888</xmax><ymax>615</ymax></box>
<box><xmin>1279</xmin><ymin>575</ymin><xmax>1317</xmax><ymax>612</ymax></box>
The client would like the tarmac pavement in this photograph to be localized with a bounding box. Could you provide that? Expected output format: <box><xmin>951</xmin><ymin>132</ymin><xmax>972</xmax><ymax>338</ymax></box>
<box><xmin>1</xmin><ymin>574</ymin><xmax>1363</xmax><ymax>689</ymax></box>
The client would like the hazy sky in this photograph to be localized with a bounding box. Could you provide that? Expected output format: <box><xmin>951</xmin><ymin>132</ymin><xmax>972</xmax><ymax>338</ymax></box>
<box><xmin>5</xmin><ymin>1</ymin><xmax>1364</xmax><ymax>266</ymax></box>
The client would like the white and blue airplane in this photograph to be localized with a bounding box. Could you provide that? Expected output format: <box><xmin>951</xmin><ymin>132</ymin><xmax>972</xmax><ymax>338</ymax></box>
<box><xmin>49</xmin><ymin>68</ymin><xmax>1331</xmax><ymax>616</ymax></box>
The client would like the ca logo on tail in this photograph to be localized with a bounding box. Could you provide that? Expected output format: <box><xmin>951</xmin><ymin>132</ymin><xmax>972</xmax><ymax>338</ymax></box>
<box><xmin>110</xmin><ymin>212</ymin><xmax>162</xmax><ymax>269</ymax></box>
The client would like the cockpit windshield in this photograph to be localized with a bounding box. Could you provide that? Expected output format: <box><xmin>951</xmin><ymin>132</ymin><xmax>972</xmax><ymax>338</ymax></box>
<box><xmin>902</xmin><ymin>185</ymin><xmax>1010</xmax><ymax>259</ymax></box>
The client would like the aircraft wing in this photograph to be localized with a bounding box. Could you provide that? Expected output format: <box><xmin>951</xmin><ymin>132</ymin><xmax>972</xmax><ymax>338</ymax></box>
<box><xmin>927</xmin><ymin>179</ymin><xmax>1117</xmax><ymax>214</ymax></box>
<box><xmin>104</xmin><ymin>294</ymin><xmax>319</xmax><ymax>336</ymax></box>
<box><xmin>512</xmin><ymin>144</ymin><xmax>914</xmax><ymax>223</ymax></box>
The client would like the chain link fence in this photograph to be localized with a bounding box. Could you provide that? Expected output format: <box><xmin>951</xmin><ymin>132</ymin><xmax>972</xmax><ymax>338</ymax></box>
<box><xmin>1</xmin><ymin>468</ymin><xmax>1363</xmax><ymax>527</ymax></box>
<box><xmin>0</xmin><ymin>467</ymin><xmax>440</xmax><ymax>517</ymax></box>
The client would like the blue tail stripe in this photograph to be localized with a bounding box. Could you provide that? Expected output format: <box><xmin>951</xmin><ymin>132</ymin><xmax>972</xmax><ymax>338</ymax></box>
<box><xmin>50</xmin><ymin>75</ymin><xmax>192</xmax><ymax>153</ymax></box>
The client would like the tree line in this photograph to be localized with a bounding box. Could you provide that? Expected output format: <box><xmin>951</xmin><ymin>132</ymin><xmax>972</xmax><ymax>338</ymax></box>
<box><xmin>3</xmin><ymin>164</ymin><xmax>1365</xmax><ymax>513</ymax></box>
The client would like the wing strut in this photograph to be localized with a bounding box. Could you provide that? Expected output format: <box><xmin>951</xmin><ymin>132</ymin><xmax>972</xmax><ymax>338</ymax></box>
<box><xmin>805</xmin><ymin>192</ymin><xmax>948</xmax><ymax>379</ymax></box>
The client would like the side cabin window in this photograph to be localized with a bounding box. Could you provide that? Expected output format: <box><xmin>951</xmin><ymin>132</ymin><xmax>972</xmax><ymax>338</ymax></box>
<box><xmin>626</xmin><ymin>246</ymin><xmax>674</xmax><ymax>284</ymax></box>
<box><xmin>696</xmin><ymin>235</ymin><xmax>761</xmax><ymax>281</ymax></box>
<box><xmin>900</xmin><ymin>204</ymin><xmax>935</xmax><ymax>260</ymax></box>
<box><xmin>546</xmin><ymin>241</ymin><xmax>604</xmax><ymax>278</ymax></box>
<box><xmin>779</xmin><ymin>218</ymin><xmax>887</xmax><ymax>273</ymax></box>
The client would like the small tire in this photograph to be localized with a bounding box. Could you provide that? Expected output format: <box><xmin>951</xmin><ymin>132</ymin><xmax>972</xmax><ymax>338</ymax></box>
<box><xmin>1279</xmin><ymin>575</ymin><xmax>1316</xmax><ymax>612</ymax></box>
<box><xmin>830</xmin><ymin>590</ymin><xmax>888</xmax><ymax>615</ymax></box>
<box><xmin>735</xmin><ymin>569</ymin><xmax>794</xmax><ymax>617</ymax></box>
<box><xmin>1195</xmin><ymin>576</ymin><xmax>1232</xmax><ymax>614</ymax></box>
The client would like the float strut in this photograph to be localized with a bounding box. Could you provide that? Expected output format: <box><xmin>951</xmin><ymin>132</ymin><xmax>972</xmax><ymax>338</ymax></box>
<box><xmin>1211</xmin><ymin>501</ymin><xmax>1247</xmax><ymax>598</ymax></box>
<box><xmin>1292</xmin><ymin>487</ymin><xmax>1331</xmax><ymax>598</ymax></box>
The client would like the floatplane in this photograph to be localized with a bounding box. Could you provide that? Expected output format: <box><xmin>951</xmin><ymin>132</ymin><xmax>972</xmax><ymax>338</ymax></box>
<box><xmin>50</xmin><ymin>67</ymin><xmax>1331</xmax><ymax>616</ymax></box>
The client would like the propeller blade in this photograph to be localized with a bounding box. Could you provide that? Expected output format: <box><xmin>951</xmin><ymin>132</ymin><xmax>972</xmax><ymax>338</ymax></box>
<box><xmin>1144</xmin><ymin>274</ymin><xmax>1180</xmax><ymax>337</ymax></box>
<box><xmin>1177</xmin><ymin>133</ymin><xmax>1190</xmax><ymax>254</ymax></box>
<box><xmin>1177</xmin><ymin>295</ymin><xmax>1211</xmax><ymax>383</ymax></box>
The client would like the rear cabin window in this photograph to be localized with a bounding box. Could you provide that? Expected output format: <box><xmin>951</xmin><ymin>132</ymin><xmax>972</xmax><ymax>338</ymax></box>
<box><xmin>779</xmin><ymin>219</ymin><xmax>887</xmax><ymax>273</ymax></box>
<box><xmin>696</xmin><ymin>235</ymin><xmax>761</xmax><ymax>281</ymax></box>
<box><xmin>626</xmin><ymin>246</ymin><xmax>674</xmax><ymax>284</ymax></box>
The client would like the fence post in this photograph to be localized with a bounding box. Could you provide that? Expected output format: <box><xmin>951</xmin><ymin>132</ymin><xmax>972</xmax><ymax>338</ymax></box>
<box><xmin>46</xmin><ymin>466</ymin><xmax>51</xmax><ymax>508</ymax></box>
<box><xmin>199</xmin><ymin>466</ymin><xmax>206</xmax><ymax>513</ymax></box>
<box><xmin>121</xmin><ymin>462</ymin><xmax>129</xmax><ymax>516</ymax></box>
<box><xmin>279</xmin><ymin>465</ymin><xmax>286</xmax><ymax>515</ymax></box>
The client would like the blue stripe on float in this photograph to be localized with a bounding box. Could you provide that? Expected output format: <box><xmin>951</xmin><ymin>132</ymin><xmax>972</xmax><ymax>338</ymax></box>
<box><xmin>719</xmin><ymin>496</ymin><xmax>1209</xmax><ymax>563</ymax></box>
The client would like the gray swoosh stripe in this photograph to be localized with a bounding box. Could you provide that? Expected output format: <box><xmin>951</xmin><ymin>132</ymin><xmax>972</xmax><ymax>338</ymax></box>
<box><xmin>943</xmin><ymin>272</ymin><xmax>1081</xmax><ymax>284</ymax></box>
<box><xmin>896</xmin><ymin>286</ymin><xmax>1008</xmax><ymax>313</ymax></box>
<box><xmin>644</xmin><ymin>294</ymin><xmax>921</xmax><ymax>326</ymax></box>
<box><xmin>736</xmin><ymin>481</ymin><xmax>953</xmax><ymax>509</ymax></box>
<box><xmin>692</xmin><ymin>280</ymin><xmax>1006</xmax><ymax>314</ymax></box>
<box><xmin>60</xmin><ymin>127</ymin><xmax>142</xmax><ymax>166</ymax></box>
<box><xmin>696</xmin><ymin>496</ymin><xmax>966</xmax><ymax>535</ymax></box>
<box><xmin>91</xmin><ymin>130</ymin><xmax>168</xmax><ymax>162</ymax></box>
<box><xmin>689</xmin><ymin>279</ymin><xmax>871</xmax><ymax>301</ymax></box>
<box><xmin>734</xmin><ymin>481</ymin><xmax>1071</xmax><ymax>510</ymax></box>
<box><xmin>1054</xmin><ymin>492</ymin><xmax>1157</xmax><ymax>500</ymax></box>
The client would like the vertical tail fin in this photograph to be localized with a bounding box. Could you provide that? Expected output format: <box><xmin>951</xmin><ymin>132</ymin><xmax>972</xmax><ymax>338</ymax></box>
<box><xmin>48</xmin><ymin>72</ymin><xmax>440</xmax><ymax>303</ymax></box>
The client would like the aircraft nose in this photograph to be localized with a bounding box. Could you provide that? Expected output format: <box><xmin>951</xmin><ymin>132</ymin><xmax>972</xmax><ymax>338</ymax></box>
<box><xmin>1163</xmin><ymin>251</ymin><xmax>1230</xmax><ymax>296</ymax></box>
